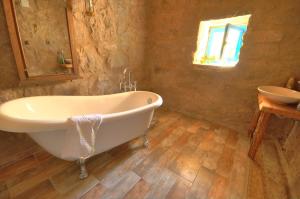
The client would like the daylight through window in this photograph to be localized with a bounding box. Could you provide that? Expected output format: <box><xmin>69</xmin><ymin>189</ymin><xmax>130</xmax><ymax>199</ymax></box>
<box><xmin>193</xmin><ymin>15</ymin><xmax>251</xmax><ymax>67</ymax></box>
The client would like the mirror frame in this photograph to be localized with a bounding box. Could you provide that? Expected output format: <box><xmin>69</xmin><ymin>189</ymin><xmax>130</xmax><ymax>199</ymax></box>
<box><xmin>2</xmin><ymin>0</ymin><xmax>80</xmax><ymax>85</ymax></box>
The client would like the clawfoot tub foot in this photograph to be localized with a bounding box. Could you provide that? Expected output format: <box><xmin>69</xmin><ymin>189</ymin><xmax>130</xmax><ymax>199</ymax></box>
<box><xmin>77</xmin><ymin>158</ymin><xmax>88</xmax><ymax>180</ymax></box>
<box><xmin>143</xmin><ymin>135</ymin><xmax>149</xmax><ymax>148</ymax></box>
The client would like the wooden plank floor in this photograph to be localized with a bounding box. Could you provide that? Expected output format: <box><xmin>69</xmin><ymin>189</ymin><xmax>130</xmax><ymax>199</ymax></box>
<box><xmin>0</xmin><ymin>110</ymin><xmax>289</xmax><ymax>199</ymax></box>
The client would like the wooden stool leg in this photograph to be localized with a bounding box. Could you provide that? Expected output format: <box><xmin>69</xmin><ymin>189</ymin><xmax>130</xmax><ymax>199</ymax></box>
<box><xmin>248</xmin><ymin>111</ymin><xmax>271</xmax><ymax>159</ymax></box>
<box><xmin>248</xmin><ymin>109</ymin><xmax>261</xmax><ymax>138</ymax></box>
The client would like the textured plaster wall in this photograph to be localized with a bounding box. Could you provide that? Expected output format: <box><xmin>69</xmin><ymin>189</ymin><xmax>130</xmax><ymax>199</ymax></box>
<box><xmin>145</xmin><ymin>0</ymin><xmax>300</xmax><ymax>133</ymax></box>
<box><xmin>283</xmin><ymin>124</ymin><xmax>300</xmax><ymax>198</ymax></box>
<box><xmin>145</xmin><ymin>0</ymin><xmax>300</xmax><ymax>197</ymax></box>
<box><xmin>0</xmin><ymin>0</ymin><xmax>146</xmax><ymax>166</ymax></box>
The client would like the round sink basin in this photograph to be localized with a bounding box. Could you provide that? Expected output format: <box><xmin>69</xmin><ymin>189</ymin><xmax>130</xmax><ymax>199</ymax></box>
<box><xmin>258</xmin><ymin>86</ymin><xmax>300</xmax><ymax>104</ymax></box>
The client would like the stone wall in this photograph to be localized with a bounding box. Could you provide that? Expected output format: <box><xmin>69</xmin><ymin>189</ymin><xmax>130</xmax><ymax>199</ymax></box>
<box><xmin>0</xmin><ymin>0</ymin><xmax>146</xmax><ymax>166</ymax></box>
<box><xmin>145</xmin><ymin>0</ymin><xmax>300</xmax><ymax>133</ymax></box>
<box><xmin>0</xmin><ymin>0</ymin><xmax>146</xmax><ymax>100</ymax></box>
<box><xmin>0</xmin><ymin>0</ymin><xmax>300</xmax><ymax>195</ymax></box>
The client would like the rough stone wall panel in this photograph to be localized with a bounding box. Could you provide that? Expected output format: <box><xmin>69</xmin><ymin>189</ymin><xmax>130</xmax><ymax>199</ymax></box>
<box><xmin>0</xmin><ymin>0</ymin><xmax>146</xmax><ymax>166</ymax></box>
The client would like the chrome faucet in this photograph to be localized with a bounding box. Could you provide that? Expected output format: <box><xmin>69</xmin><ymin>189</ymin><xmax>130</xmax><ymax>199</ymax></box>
<box><xmin>120</xmin><ymin>68</ymin><xmax>137</xmax><ymax>92</ymax></box>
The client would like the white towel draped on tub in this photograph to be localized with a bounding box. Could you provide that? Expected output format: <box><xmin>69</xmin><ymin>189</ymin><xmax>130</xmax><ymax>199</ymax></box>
<box><xmin>62</xmin><ymin>114</ymin><xmax>103</xmax><ymax>160</ymax></box>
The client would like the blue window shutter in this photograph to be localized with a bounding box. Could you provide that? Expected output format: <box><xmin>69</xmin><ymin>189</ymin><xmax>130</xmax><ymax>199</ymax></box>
<box><xmin>205</xmin><ymin>26</ymin><xmax>226</xmax><ymax>59</ymax></box>
<box><xmin>224</xmin><ymin>24</ymin><xmax>246</xmax><ymax>62</ymax></box>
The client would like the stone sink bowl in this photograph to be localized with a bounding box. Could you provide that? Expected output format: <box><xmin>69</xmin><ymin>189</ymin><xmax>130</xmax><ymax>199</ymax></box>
<box><xmin>258</xmin><ymin>86</ymin><xmax>300</xmax><ymax>104</ymax></box>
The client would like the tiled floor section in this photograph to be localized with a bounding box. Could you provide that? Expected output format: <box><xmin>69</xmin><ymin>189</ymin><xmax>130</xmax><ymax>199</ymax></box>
<box><xmin>0</xmin><ymin>110</ymin><xmax>289</xmax><ymax>199</ymax></box>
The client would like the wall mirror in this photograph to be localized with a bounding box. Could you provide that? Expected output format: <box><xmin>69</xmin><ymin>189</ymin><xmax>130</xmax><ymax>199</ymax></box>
<box><xmin>2</xmin><ymin>0</ymin><xmax>79</xmax><ymax>85</ymax></box>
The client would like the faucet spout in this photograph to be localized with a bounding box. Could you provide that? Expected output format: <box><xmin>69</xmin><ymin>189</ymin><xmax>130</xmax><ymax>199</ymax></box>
<box><xmin>119</xmin><ymin>68</ymin><xmax>137</xmax><ymax>92</ymax></box>
<box><xmin>123</xmin><ymin>68</ymin><xmax>128</xmax><ymax>75</ymax></box>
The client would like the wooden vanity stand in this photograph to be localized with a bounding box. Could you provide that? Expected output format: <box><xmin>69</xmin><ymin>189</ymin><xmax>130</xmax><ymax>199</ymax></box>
<box><xmin>248</xmin><ymin>94</ymin><xmax>300</xmax><ymax>159</ymax></box>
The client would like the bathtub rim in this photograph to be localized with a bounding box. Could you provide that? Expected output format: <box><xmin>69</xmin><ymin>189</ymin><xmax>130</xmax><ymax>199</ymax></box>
<box><xmin>0</xmin><ymin>91</ymin><xmax>163</xmax><ymax>133</ymax></box>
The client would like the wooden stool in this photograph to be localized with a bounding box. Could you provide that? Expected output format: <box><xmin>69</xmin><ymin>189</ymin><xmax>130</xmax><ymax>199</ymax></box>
<box><xmin>248</xmin><ymin>94</ymin><xmax>300</xmax><ymax>159</ymax></box>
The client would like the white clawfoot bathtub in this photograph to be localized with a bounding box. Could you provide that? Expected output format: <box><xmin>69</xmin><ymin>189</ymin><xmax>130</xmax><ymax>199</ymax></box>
<box><xmin>0</xmin><ymin>91</ymin><xmax>162</xmax><ymax>178</ymax></box>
